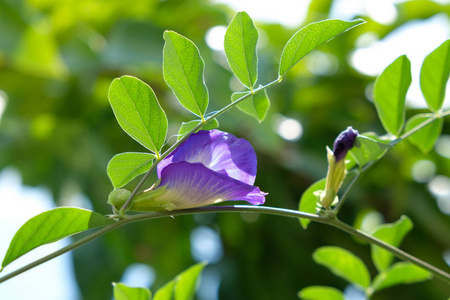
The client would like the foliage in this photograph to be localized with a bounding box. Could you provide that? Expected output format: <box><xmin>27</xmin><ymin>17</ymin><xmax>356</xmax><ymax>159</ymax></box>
<box><xmin>0</xmin><ymin>1</ymin><xmax>449</xmax><ymax>299</ymax></box>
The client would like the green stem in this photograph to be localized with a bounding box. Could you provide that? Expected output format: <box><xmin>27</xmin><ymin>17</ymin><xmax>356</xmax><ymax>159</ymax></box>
<box><xmin>1</xmin><ymin>205</ymin><xmax>449</xmax><ymax>284</ymax></box>
<box><xmin>119</xmin><ymin>78</ymin><xmax>283</xmax><ymax>213</ymax></box>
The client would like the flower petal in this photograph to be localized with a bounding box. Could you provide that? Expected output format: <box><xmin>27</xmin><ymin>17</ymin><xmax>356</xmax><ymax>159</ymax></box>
<box><xmin>158</xmin><ymin>130</ymin><xmax>257</xmax><ymax>185</ymax></box>
<box><xmin>155</xmin><ymin>161</ymin><xmax>266</xmax><ymax>209</ymax></box>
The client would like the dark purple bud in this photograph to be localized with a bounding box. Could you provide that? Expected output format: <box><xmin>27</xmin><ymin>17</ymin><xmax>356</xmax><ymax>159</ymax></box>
<box><xmin>333</xmin><ymin>127</ymin><xmax>359</xmax><ymax>162</ymax></box>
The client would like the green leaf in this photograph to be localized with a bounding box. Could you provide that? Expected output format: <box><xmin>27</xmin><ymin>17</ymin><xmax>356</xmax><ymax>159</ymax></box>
<box><xmin>231</xmin><ymin>90</ymin><xmax>270</xmax><ymax>122</ymax></box>
<box><xmin>371</xmin><ymin>215</ymin><xmax>413</xmax><ymax>272</ymax></box>
<box><xmin>153</xmin><ymin>262</ymin><xmax>206</xmax><ymax>300</ymax></box>
<box><xmin>109</xmin><ymin>76</ymin><xmax>168</xmax><ymax>153</ymax></box>
<box><xmin>1</xmin><ymin>208</ymin><xmax>114</xmax><ymax>270</ymax></box>
<box><xmin>313</xmin><ymin>246</ymin><xmax>371</xmax><ymax>289</ymax></box>
<box><xmin>405</xmin><ymin>114</ymin><xmax>443</xmax><ymax>153</ymax></box>
<box><xmin>350</xmin><ymin>134</ymin><xmax>390</xmax><ymax>166</ymax></box>
<box><xmin>107</xmin><ymin>152</ymin><xmax>155</xmax><ymax>188</ymax></box>
<box><xmin>279</xmin><ymin>19</ymin><xmax>364</xmax><ymax>76</ymax></box>
<box><xmin>298</xmin><ymin>285</ymin><xmax>344</xmax><ymax>300</ymax></box>
<box><xmin>372</xmin><ymin>262</ymin><xmax>432</xmax><ymax>292</ymax></box>
<box><xmin>113</xmin><ymin>282</ymin><xmax>152</xmax><ymax>300</ymax></box>
<box><xmin>373</xmin><ymin>55</ymin><xmax>412</xmax><ymax>136</ymax></box>
<box><xmin>175</xmin><ymin>262</ymin><xmax>206</xmax><ymax>300</ymax></box>
<box><xmin>163</xmin><ymin>31</ymin><xmax>209</xmax><ymax>117</ymax></box>
<box><xmin>420</xmin><ymin>39</ymin><xmax>450</xmax><ymax>112</ymax></box>
<box><xmin>177</xmin><ymin>118</ymin><xmax>219</xmax><ymax>141</ymax></box>
<box><xmin>298</xmin><ymin>178</ymin><xmax>326</xmax><ymax>229</ymax></box>
<box><xmin>224</xmin><ymin>11</ymin><xmax>258</xmax><ymax>88</ymax></box>
<box><xmin>153</xmin><ymin>281</ymin><xmax>174</xmax><ymax>300</ymax></box>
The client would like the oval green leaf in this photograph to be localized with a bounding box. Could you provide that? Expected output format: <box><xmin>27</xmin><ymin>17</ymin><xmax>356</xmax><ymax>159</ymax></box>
<box><xmin>405</xmin><ymin>114</ymin><xmax>443</xmax><ymax>154</ymax></box>
<box><xmin>298</xmin><ymin>178</ymin><xmax>326</xmax><ymax>229</ymax></box>
<box><xmin>1</xmin><ymin>208</ymin><xmax>114</xmax><ymax>270</ymax></box>
<box><xmin>177</xmin><ymin>118</ymin><xmax>219</xmax><ymax>141</ymax></box>
<box><xmin>349</xmin><ymin>134</ymin><xmax>390</xmax><ymax>167</ymax></box>
<box><xmin>372</xmin><ymin>262</ymin><xmax>432</xmax><ymax>292</ymax></box>
<box><xmin>313</xmin><ymin>246</ymin><xmax>371</xmax><ymax>289</ymax></box>
<box><xmin>113</xmin><ymin>282</ymin><xmax>152</xmax><ymax>300</ymax></box>
<box><xmin>279</xmin><ymin>19</ymin><xmax>365</xmax><ymax>76</ymax></box>
<box><xmin>298</xmin><ymin>285</ymin><xmax>344</xmax><ymax>300</ymax></box>
<box><xmin>163</xmin><ymin>31</ymin><xmax>209</xmax><ymax>117</ymax></box>
<box><xmin>231</xmin><ymin>90</ymin><xmax>270</xmax><ymax>122</ymax></box>
<box><xmin>107</xmin><ymin>152</ymin><xmax>156</xmax><ymax>188</ymax></box>
<box><xmin>420</xmin><ymin>39</ymin><xmax>450</xmax><ymax>112</ymax></box>
<box><xmin>174</xmin><ymin>262</ymin><xmax>206</xmax><ymax>300</ymax></box>
<box><xmin>370</xmin><ymin>215</ymin><xmax>413</xmax><ymax>272</ymax></box>
<box><xmin>373</xmin><ymin>55</ymin><xmax>412</xmax><ymax>136</ymax></box>
<box><xmin>109</xmin><ymin>76</ymin><xmax>168</xmax><ymax>153</ymax></box>
<box><xmin>224</xmin><ymin>11</ymin><xmax>258</xmax><ymax>88</ymax></box>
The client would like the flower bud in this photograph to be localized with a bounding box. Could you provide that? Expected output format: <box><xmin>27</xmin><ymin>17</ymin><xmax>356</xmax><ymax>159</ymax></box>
<box><xmin>333</xmin><ymin>127</ymin><xmax>358</xmax><ymax>162</ymax></box>
<box><xmin>108</xmin><ymin>189</ymin><xmax>131</xmax><ymax>211</ymax></box>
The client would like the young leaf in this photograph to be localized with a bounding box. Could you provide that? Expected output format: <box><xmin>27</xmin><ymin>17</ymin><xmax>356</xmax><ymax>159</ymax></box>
<box><xmin>279</xmin><ymin>19</ymin><xmax>364</xmax><ymax>76</ymax></box>
<box><xmin>154</xmin><ymin>281</ymin><xmax>175</xmax><ymax>300</ymax></box>
<box><xmin>405</xmin><ymin>114</ymin><xmax>443</xmax><ymax>153</ymax></box>
<box><xmin>298</xmin><ymin>285</ymin><xmax>344</xmax><ymax>300</ymax></box>
<box><xmin>174</xmin><ymin>262</ymin><xmax>206</xmax><ymax>300</ymax></box>
<box><xmin>1</xmin><ymin>208</ymin><xmax>114</xmax><ymax>270</ymax></box>
<box><xmin>370</xmin><ymin>215</ymin><xmax>413</xmax><ymax>272</ymax></box>
<box><xmin>163</xmin><ymin>31</ymin><xmax>209</xmax><ymax>117</ymax></box>
<box><xmin>109</xmin><ymin>76</ymin><xmax>168</xmax><ymax>153</ymax></box>
<box><xmin>371</xmin><ymin>262</ymin><xmax>432</xmax><ymax>292</ymax></box>
<box><xmin>177</xmin><ymin>118</ymin><xmax>219</xmax><ymax>141</ymax></box>
<box><xmin>420</xmin><ymin>39</ymin><xmax>450</xmax><ymax>112</ymax></box>
<box><xmin>113</xmin><ymin>282</ymin><xmax>151</xmax><ymax>300</ymax></box>
<box><xmin>313</xmin><ymin>246</ymin><xmax>371</xmax><ymax>289</ymax></box>
<box><xmin>224</xmin><ymin>11</ymin><xmax>258</xmax><ymax>88</ymax></box>
<box><xmin>373</xmin><ymin>55</ymin><xmax>412</xmax><ymax>136</ymax></box>
<box><xmin>298</xmin><ymin>178</ymin><xmax>326</xmax><ymax>229</ymax></box>
<box><xmin>107</xmin><ymin>152</ymin><xmax>155</xmax><ymax>188</ymax></box>
<box><xmin>349</xmin><ymin>134</ymin><xmax>390</xmax><ymax>167</ymax></box>
<box><xmin>231</xmin><ymin>90</ymin><xmax>270</xmax><ymax>122</ymax></box>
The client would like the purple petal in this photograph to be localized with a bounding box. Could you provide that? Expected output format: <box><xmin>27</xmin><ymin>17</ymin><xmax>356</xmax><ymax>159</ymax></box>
<box><xmin>158</xmin><ymin>130</ymin><xmax>257</xmax><ymax>185</ymax></box>
<box><xmin>155</xmin><ymin>161</ymin><xmax>266</xmax><ymax>209</ymax></box>
<box><xmin>333</xmin><ymin>127</ymin><xmax>358</xmax><ymax>161</ymax></box>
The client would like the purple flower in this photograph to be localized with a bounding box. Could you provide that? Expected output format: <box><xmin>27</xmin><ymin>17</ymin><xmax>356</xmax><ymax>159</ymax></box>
<box><xmin>131</xmin><ymin>130</ymin><xmax>267</xmax><ymax>211</ymax></box>
<box><xmin>333</xmin><ymin>127</ymin><xmax>358</xmax><ymax>161</ymax></box>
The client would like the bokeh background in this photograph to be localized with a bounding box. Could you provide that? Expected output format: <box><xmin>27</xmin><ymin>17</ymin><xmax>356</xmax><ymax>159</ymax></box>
<box><xmin>0</xmin><ymin>0</ymin><xmax>449</xmax><ymax>299</ymax></box>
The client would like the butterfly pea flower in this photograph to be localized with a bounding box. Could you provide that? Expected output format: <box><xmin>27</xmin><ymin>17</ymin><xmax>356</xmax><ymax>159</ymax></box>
<box><xmin>123</xmin><ymin>130</ymin><xmax>267</xmax><ymax>211</ymax></box>
<box><xmin>316</xmin><ymin>127</ymin><xmax>358</xmax><ymax>209</ymax></box>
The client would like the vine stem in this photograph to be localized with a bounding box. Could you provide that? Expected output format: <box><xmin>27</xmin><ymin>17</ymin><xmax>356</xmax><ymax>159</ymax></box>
<box><xmin>1</xmin><ymin>205</ymin><xmax>449</xmax><ymax>284</ymax></box>
<box><xmin>119</xmin><ymin>77</ymin><xmax>282</xmax><ymax>213</ymax></box>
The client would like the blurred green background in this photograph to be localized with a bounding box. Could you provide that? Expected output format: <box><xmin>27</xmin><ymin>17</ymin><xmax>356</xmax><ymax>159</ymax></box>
<box><xmin>0</xmin><ymin>0</ymin><xmax>449</xmax><ymax>299</ymax></box>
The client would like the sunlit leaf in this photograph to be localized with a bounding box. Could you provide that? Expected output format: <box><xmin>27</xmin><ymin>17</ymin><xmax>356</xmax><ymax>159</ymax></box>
<box><xmin>298</xmin><ymin>178</ymin><xmax>325</xmax><ymax>229</ymax></box>
<box><xmin>224</xmin><ymin>11</ymin><xmax>258</xmax><ymax>88</ymax></box>
<box><xmin>153</xmin><ymin>262</ymin><xmax>206</xmax><ymax>300</ymax></box>
<box><xmin>1</xmin><ymin>208</ymin><xmax>114</xmax><ymax>270</ymax></box>
<box><xmin>163</xmin><ymin>31</ymin><xmax>209</xmax><ymax>117</ymax></box>
<box><xmin>231</xmin><ymin>90</ymin><xmax>270</xmax><ymax>122</ymax></box>
<box><xmin>404</xmin><ymin>114</ymin><xmax>443</xmax><ymax>153</ymax></box>
<box><xmin>175</xmin><ymin>262</ymin><xmax>206</xmax><ymax>300</ymax></box>
<box><xmin>154</xmin><ymin>281</ymin><xmax>174</xmax><ymax>300</ymax></box>
<box><xmin>109</xmin><ymin>76</ymin><xmax>168</xmax><ymax>153</ymax></box>
<box><xmin>279</xmin><ymin>19</ymin><xmax>364</xmax><ymax>76</ymax></box>
<box><xmin>371</xmin><ymin>215</ymin><xmax>413</xmax><ymax>272</ymax></box>
<box><xmin>350</xmin><ymin>134</ymin><xmax>390</xmax><ymax>166</ymax></box>
<box><xmin>107</xmin><ymin>152</ymin><xmax>155</xmax><ymax>188</ymax></box>
<box><xmin>373</xmin><ymin>55</ymin><xmax>412</xmax><ymax>136</ymax></box>
<box><xmin>420</xmin><ymin>39</ymin><xmax>450</xmax><ymax>112</ymax></box>
<box><xmin>298</xmin><ymin>285</ymin><xmax>344</xmax><ymax>300</ymax></box>
<box><xmin>313</xmin><ymin>246</ymin><xmax>370</xmax><ymax>289</ymax></box>
<box><xmin>372</xmin><ymin>262</ymin><xmax>432</xmax><ymax>292</ymax></box>
<box><xmin>113</xmin><ymin>282</ymin><xmax>151</xmax><ymax>300</ymax></box>
<box><xmin>177</xmin><ymin>118</ymin><xmax>219</xmax><ymax>141</ymax></box>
